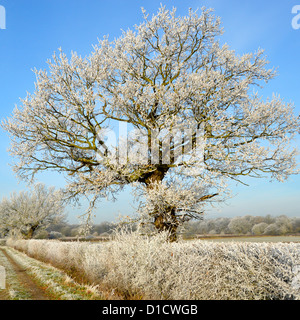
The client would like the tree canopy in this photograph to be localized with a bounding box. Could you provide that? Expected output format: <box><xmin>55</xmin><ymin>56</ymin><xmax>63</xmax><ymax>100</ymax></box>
<box><xmin>2</xmin><ymin>6</ymin><xmax>299</xmax><ymax>240</ymax></box>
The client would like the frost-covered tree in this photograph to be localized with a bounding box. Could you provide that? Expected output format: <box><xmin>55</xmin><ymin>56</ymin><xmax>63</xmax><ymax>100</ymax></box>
<box><xmin>252</xmin><ymin>222</ymin><xmax>268</xmax><ymax>235</ymax></box>
<box><xmin>291</xmin><ymin>217</ymin><xmax>300</xmax><ymax>233</ymax></box>
<box><xmin>2</xmin><ymin>6</ymin><xmax>299</xmax><ymax>241</ymax></box>
<box><xmin>0</xmin><ymin>184</ymin><xmax>65</xmax><ymax>239</ymax></box>
<box><xmin>228</xmin><ymin>216</ymin><xmax>252</xmax><ymax>235</ymax></box>
<box><xmin>263</xmin><ymin>223</ymin><xmax>280</xmax><ymax>236</ymax></box>
<box><xmin>274</xmin><ymin>215</ymin><xmax>294</xmax><ymax>235</ymax></box>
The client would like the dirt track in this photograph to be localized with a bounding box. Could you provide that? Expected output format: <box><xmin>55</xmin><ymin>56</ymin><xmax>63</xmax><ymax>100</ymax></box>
<box><xmin>0</xmin><ymin>247</ymin><xmax>49</xmax><ymax>300</ymax></box>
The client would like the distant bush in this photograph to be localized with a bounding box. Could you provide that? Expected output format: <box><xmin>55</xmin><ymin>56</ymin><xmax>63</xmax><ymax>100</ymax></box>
<box><xmin>252</xmin><ymin>223</ymin><xmax>268</xmax><ymax>235</ymax></box>
<box><xmin>228</xmin><ymin>217</ymin><xmax>252</xmax><ymax>235</ymax></box>
<box><xmin>34</xmin><ymin>230</ymin><xmax>49</xmax><ymax>239</ymax></box>
<box><xmin>7</xmin><ymin>230</ymin><xmax>300</xmax><ymax>300</ymax></box>
<box><xmin>49</xmin><ymin>231</ymin><xmax>63</xmax><ymax>239</ymax></box>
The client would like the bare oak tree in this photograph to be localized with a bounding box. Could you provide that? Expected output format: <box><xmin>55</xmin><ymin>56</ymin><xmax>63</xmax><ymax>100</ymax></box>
<box><xmin>0</xmin><ymin>184</ymin><xmax>65</xmax><ymax>239</ymax></box>
<box><xmin>2</xmin><ymin>6</ymin><xmax>299</xmax><ymax>241</ymax></box>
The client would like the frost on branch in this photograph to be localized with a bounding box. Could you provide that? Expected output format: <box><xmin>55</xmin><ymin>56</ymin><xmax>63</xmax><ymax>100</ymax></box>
<box><xmin>1</xmin><ymin>6</ymin><xmax>299</xmax><ymax>241</ymax></box>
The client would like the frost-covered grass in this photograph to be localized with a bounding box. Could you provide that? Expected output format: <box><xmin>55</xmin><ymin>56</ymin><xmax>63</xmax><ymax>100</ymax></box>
<box><xmin>3</xmin><ymin>247</ymin><xmax>104</xmax><ymax>300</ymax></box>
<box><xmin>7</xmin><ymin>230</ymin><xmax>300</xmax><ymax>300</ymax></box>
<box><xmin>0</xmin><ymin>248</ymin><xmax>32</xmax><ymax>299</ymax></box>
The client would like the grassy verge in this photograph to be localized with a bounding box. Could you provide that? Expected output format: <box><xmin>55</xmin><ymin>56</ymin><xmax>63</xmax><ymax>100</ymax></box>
<box><xmin>2</xmin><ymin>247</ymin><xmax>105</xmax><ymax>300</ymax></box>
<box><xmin>0</xmin><ymin>248</ymin><xmax>32</xmax><ymax>300</ymax></box>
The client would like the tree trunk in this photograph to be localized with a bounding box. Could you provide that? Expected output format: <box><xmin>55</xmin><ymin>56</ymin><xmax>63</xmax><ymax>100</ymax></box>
<box><xmin>24</xmin><ymin>225</ymin><xmax>38</xmax><ymax>239</ymax></box>
<box><xmin>143</xmin><ymin>168</ymin><xmax>179</xmax><ymax>242</ymax></box>
<box><xmin>153</xmin><ymin>210</ymin><xmax>179</xmax><ymax>242</ymax></box>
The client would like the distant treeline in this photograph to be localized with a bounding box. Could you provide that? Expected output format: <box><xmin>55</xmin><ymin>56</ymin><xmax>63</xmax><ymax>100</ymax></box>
<box><xmin>182</xmin><ymin>215</ymin><xmax>300</xmax><ymax>238</ymax></box>
<box><xmin>37</xmin><ymin>215</ymin><xmax>300</xmax><ymax>239</ymax></box>
<box><xmin>42</xmin><ymin>221</ymin><xmax>116</xmax><ymax>239</ymax></box>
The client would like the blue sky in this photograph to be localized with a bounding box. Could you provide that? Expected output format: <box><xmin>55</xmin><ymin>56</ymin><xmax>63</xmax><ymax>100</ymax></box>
<box><xmin>0</xmin><ymin>0</ymin><xmax>299</xmax><ymax>223</ymax></box>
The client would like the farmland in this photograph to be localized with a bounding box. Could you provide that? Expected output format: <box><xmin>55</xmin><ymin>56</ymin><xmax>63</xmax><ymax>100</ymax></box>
<box><xmin>195</xmin><ymin>235</ymin><xmax>300</xmax><ymax>243</ymax></box>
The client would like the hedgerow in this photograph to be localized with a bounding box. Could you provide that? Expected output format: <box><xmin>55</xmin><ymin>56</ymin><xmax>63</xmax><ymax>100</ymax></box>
<box><xmin>7</xmin><ymin>230</ymin><xmax>300</xmax><ymax>300</ymax></box>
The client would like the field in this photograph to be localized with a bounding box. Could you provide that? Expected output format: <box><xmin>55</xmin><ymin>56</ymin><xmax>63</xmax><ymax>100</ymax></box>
<box><xmin>195</xmin><ymin>235</ymin><xmax>300</xmax><ymax>243</ymax></box>
<box><xmin>0</xmin><ymin>230</ymin><xmax>299</xmax><ymax>300</ymax></box>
